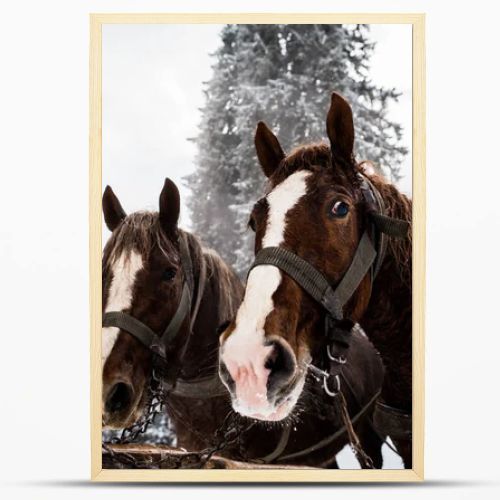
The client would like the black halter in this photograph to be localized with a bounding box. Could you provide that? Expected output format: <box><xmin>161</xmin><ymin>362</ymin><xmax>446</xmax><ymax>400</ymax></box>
<box><xmin>249</xmin><ymin>174</ymin><xmax>409</xmax><ymax>367</ymax></box>
<box><xmin>102</xmin><ymin>232</ymin><xmax>202</xmax><ymax>390</ymax></box>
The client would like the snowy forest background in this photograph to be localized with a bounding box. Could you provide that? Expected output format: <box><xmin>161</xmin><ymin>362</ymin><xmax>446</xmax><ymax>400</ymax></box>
<box><xmin>102</xmin><ymin>23</ymin><xmax>411</xmax><ymax>469</ymax></box>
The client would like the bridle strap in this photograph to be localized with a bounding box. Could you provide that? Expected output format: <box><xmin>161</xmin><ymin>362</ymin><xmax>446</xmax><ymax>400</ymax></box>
<box><xmin>250</xmin><ymin>246</ymin><xmax>343</xmax><ymax>319</ymax></box>
<box><xmin>249</xmin><ymin>231</ymin><xmax>377</xmax><ymax>321</ymax></box>
<box><xmin>327</xmin><ymin>231</ymin><xmax>377</xmax><ymax>315</ymax></box>
<box><xmin>249</xmin><ymin>175</ymin><xmax>409</xmax><ymax>324</ymax></box>
<box><xmin>161</xmin><ymin>283</ymin><xmax>191</xmax><ymax>347</ymax></box>
<box><xmin>360</xmin><ymin>174</ymin><xmax>409</xmax><ymax>278</ymax></box>
<box><xmin>188</xmin><ymin>245</ymin><xmax>207</xmax><ymax>331</ymax></box>
<box><xmin>178</xmin><ymin>232</ymin><xmax>195</xmax><ymax>298</ymax></box>
<box><xmin>102</xmin><ymin>231</ymin><xmax>195</xmax><ymax>360</ymax></box>
<box><xmin>370</xmin><ymin>212</ymin><xmax>409</xmax><ymax>239</ymax></box>
<box><xmin>102</xmin><ymin>283</ymin><xmax>190</xmax><ymax>360</ymax></box>
<box><xmin>103</xmin><ymin>311</ymin><xmax>162</xmax><ymax>353</ymax></box>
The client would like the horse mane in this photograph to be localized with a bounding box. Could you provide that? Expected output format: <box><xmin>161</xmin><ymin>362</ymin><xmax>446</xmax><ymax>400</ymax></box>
<box><xmin>201</xmin><ymin>246</ymin><xmax>244</xmax><ymax>323</ymax></box>
<box><xmin>370</xmin><ymin>174</ymin><xmax>412</xmax><ymax>287</ymax></box>
<box><xmin>277</xmin><ymin>142</ymin><xmax>412</xmax><ymax>289</ymax></box>
<box><xmin>182</xmin><ymin>231</ymin><xmax>243</xmax><ymax>324</ymax></box>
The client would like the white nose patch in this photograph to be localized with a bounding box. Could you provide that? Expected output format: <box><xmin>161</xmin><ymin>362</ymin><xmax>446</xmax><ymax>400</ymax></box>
<box><xmin>102</xmin><ymin>250</ymin><xmax>143</xmax><ymax>364</ymax></box>
<box><xmin>221</xmin><ymin>171</ymin><xmax>311</xmax><ymax>387</ymax></box>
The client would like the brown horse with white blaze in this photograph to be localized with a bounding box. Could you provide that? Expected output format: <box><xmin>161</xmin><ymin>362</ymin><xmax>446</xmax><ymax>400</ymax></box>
<box><xmin>101</xmin><ymin>178</ymin><xmax>243</xmax><ymax>447</ymax></box>
<box><xmin>219</xmin><ymin>92</ymin><xmax>412</xmax><ymax>466</ymax></box>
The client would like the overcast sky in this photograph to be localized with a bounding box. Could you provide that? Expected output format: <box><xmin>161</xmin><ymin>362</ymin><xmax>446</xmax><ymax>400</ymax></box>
<box><xmin>102</xmin><ymin>24</ymin><xmax>412</xmax><ymax>233</ymax></box>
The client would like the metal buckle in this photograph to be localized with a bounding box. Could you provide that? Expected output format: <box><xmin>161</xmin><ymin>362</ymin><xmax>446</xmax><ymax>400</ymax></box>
<box><xmin>151</xmin><ymin>343</ymin><xmax>166</xmax><ymax>359</ymax></box>
<box><xmin>326</xmin><ymin>344</ymin><xmax>347</xmax><ymax>364</ymax></box>
<box><xmin>323</xmin><ymin>373</ymin><xmax>340</xmax><ymax>397</ymax></box>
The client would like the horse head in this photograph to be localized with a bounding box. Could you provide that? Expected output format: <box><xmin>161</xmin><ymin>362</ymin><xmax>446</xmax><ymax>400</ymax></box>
<box><xmin>101</xmin><ymin>178</ymin><xmax>189</xmax><ymax>428</ymax></box>
<box><xmin>219</xmin><ymin>92</ymin><xmax>406</xmax><ymax>422</ymax></box>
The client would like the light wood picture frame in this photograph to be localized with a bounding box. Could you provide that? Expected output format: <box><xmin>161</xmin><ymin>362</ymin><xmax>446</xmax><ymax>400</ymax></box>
<box><xmin>90</xmin><ymin>12</ymin><xmax>425</xmax><ymax>482</ymax></box>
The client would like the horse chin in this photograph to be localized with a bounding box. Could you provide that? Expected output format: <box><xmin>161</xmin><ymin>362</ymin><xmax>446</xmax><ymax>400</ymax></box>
<box><xmin>247</xmin><ymin>399</ymin><xmax>295</xmax><ymax>422</ymax></box>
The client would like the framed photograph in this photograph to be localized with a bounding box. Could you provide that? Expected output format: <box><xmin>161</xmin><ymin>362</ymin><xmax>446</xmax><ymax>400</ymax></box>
<box><xmin>90</xmin><ymin>13</ymin><xmax>425</xmax><ymax>482</ymax></box>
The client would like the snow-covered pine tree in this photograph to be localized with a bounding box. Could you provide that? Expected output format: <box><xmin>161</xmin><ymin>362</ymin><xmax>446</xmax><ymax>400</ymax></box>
<box><xmin>186</xmin><ymin>24</ymin><xmax>407</xmax><ymax>276</ymax></box>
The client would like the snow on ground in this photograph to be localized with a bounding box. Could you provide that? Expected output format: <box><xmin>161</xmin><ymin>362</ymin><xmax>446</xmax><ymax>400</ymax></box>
<box><xmin>336</xmin><ymin>437</ymin><xmax>405</xmax><ymax>469</ymax></box>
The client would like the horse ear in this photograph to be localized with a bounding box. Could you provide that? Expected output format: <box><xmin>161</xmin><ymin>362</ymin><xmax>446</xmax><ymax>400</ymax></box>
<box><xmin>326</xmin><ymin>92</ymin><xmax>355</xmax><ymax>167</ymax></box>
<box><xmin>255</xmin><ymin>121</ymin><xmax>285</xmax><ymax>178</ymax></box>
<box><xmin>159</xmin><ymin>177</ymin><xmax>180</xmax><ymax>236</ymax></box>
<box><xmin>102</xmin><ymin>185</ymin><xmax>126</xmax><ymax>232</ymax></box>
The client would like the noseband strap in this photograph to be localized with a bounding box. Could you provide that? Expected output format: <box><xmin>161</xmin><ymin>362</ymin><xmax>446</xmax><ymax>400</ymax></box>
<box><xmin>249</xmin><ymin>231</ymin><xmax>377</xmax><ymax>322</ymax></box>
<box><xmin>103</xmin><ymin>311</ymin><xmax>163</xmax><ymax>355</ymax></box>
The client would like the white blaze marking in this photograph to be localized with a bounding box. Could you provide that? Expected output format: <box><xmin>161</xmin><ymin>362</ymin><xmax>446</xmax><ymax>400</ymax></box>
<box><xmin>222</xmin><ymin>171</ymin><xmax>311</xmax><ymax>370</ymax></box>
<box><xmin>102</xmin><ymin>250</ymin><xmax>143</xmax><ymax>364</ymax></box>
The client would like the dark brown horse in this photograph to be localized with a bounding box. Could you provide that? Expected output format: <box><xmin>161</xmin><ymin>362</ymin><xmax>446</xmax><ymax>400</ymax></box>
<box><xmin>220</xmin><ymin>92</ymin><xmax>412</xmax><ymax>467</ymax></box>
<box><xmin>101</xmin><ymin>178</ymin><xmax>385</xmax><ymax>468</ymax></box>
<box><xmin>101</xmin><ymin>178</ymin><xmax>243</xmax><ymax>448</ymax></box>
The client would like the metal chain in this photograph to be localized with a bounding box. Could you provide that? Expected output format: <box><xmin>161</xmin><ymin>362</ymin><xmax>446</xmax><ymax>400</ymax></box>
<box><xmin>198</xmin><ymin>412</ymin><xmax>256</xmax><ymax>466</ymax></box>
<box><xmin>102</xmin><ymin>356</ymin><xmax>256</xmax><ymax>469</ymax></box>
<box><xmin>103</xmin><ymin>410</ymin><xmax>256</xmax><ymax>469</ymax></box>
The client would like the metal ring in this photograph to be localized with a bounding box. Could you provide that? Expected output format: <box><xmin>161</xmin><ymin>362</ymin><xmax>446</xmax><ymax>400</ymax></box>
<box><xmin>327</xmin><ymin>345</ymin><xmax>347</xmax><ymax>364</ymax></box>
<box><xmin>151</xmin><ymin>366</ymin><xmax>162</xmax><ymax>382</ymax></box>
<box><xmin>323</xmin><ymin>374</ymin><xmax>340</xmax><ymax>397</ymax></box>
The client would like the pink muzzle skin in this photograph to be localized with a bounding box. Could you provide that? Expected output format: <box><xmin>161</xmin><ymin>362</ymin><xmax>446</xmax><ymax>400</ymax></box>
<box><xmin>223</xmin><ymin>356</ymin><xmax>271</xmax><ymax>412</ymax></box>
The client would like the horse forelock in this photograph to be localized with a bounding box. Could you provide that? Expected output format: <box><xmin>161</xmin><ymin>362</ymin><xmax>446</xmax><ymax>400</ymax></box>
<box><xmin>103</xmin><ymin>211</ymin><xmax>178</xmax><ymax>271</ymax></box>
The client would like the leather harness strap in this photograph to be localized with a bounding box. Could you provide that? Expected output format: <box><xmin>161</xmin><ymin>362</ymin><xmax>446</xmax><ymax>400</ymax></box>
<box><xmin>103</xmin><ymin>311</ymin><xmax>162</xmax><ymax>355</ymax></box>
<box><xmin>373</xmin><ymin>401</ymin><xmax>412</xmax><ymax>441</ymax></box>
<box><xmin>273</xmin><ymin>389</ymin><xmax>382</xmax><ymax>463</ymax></box>
<box><xmin>169</xmin><ymin>374</ymin><xmax>227</xmax><ymax>399</ymax></box>
<box><xmin>249</xmin><ymin>231</ymin><xmax>377</xmax><ymax>322</ymax></box>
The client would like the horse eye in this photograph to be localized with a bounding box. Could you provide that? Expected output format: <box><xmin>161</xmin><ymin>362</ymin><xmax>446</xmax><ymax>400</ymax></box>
<box><xmin>331</xmin><ymin>201</ymin><xmax>349</xmax><ymax>217</ymax></box>
<box><xmin>162</xmin><ymin>267</ymin><xmax>177</xmax><ymax>281</ymax></box>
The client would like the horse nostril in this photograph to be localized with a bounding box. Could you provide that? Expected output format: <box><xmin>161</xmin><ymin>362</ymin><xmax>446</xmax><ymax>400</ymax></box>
<box><xmin>265</xmin><ymin>340</ymin><xmax>296</xmax><ymax>395</ymax></box>
<box><xmin>105</xmin><ymin>382</ymin><xmax>133</xmax><ymax>414</ymax></box>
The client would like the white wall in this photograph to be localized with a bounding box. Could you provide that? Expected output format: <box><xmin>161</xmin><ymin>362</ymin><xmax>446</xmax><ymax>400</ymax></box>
<box><xmin>1</xmin><ymin>1</ymin><xmax>500</xmax><ymax>499</ymax></box>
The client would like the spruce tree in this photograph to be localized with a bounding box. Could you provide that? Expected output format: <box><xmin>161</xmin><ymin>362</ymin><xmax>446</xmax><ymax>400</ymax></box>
<box><xmin>186</xmin><ymin>24</ymin><xmax>407</xmax><ymax>276</ymax></box>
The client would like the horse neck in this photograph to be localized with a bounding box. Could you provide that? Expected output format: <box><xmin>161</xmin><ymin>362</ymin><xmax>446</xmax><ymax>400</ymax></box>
<box><xmin>178</xmin><ymin>237</ymin><xmax>243</xmax><ymax>381</ymax></box>
<box><xmin>360</xmin><ymin>184</ymin><xmax>412</xmax><ymax>410</ymax></box>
